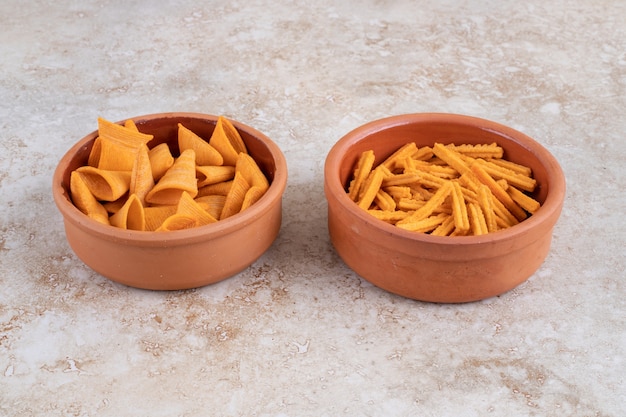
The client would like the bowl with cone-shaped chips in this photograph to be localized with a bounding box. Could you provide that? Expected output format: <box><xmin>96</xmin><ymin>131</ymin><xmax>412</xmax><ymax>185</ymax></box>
<box><xmin>53</xmin><ymin>112</ymin><xmax>287</xmax><ymax>290</ymax></box>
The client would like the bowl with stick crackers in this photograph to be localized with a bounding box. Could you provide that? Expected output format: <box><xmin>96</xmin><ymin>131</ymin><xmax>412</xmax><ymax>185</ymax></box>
<box><xmin>53</xmin><ymin>112</ymin><xmax>287</xmax><ymax>290</ymax></box>
<box><xmin>324</xmin><ymin>113</ymin><xmax>565</xmax><ymax>303</ymax></box>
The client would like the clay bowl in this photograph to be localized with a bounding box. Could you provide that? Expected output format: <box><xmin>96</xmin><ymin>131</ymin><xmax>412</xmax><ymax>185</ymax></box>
<box><xmin>324</xmin><ymin>113</ymin><xmax>565</xmax><ymax>303</ymax></box>
<box><xmin>53</xmin><ymin>112</ymin><xmax>287</xmax><ymax>290</ymax></box>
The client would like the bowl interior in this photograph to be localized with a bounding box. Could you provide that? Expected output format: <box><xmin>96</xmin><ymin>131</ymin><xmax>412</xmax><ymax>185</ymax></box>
<box><xmin>54</xmin><ymin>113</ymin><xmax>287</xmax><ymax>245</ymax></box>
<box><xmin>59</xmin><ymin>114</ymin><xmax>278</xmax><ymax>194</ymax></box>
<box><xmin>335</xmin><ymin>117</ymin><xmax>552</xmax><ymax>206</ymax></box>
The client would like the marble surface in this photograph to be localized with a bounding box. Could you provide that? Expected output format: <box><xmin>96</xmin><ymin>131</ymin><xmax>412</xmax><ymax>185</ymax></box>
<box><xmin>1</xmin><ymin>1</ymin><xmax>624</xmax><ymax>416</ymax></box>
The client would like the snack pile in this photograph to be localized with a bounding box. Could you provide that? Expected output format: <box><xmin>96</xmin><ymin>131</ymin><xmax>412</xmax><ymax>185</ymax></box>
<box><xmin>346</xmin><ymin>142</ymin><xmax>541</xmax><ymax>236</ymax></box>
<box><xmin>70</xmin><ymin>117</ymin><xmax>269</xmax><ymax>231</ymax></box>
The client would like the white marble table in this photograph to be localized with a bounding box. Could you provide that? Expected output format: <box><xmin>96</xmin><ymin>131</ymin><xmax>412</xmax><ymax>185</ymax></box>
<box><xmin>1</xmin><ymin>1</ymin><xmax>624</xmax><ymax>416</ymax></box>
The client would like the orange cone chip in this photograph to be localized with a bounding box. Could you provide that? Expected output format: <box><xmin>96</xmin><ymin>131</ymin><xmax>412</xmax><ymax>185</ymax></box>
<box><xmin>194</xmin><ymin>195</ymin><xmax>226</xmax><ymax>220</ymax></box>
<box><xmin>220</xmin><ymin>171</ymin><xmax>250</xmax><ymax>219</ymax></box>
<box><xmin>144</xmin><ymin>205</ymin><xmax>177</xmax><ymax>231</ymax></box>
<box><xmin>196</xmin><ymin>165</ymin><xmax>236</xmax><ymax>187</ymax></box>
<box><xmin>87</xmin><ymin>137</ymin><xmax>102</xmax><ymax>167</ymax></box>
<box><xmin>109</xmin><ymin>194</ymin><xmax>145</xmax><ymax>231</ymax></box>
<box><xmin>102</xmin><ymin>197</ymin><xmax>127</xmax><ymax>214</ymax></box>
<box><xmin>92</xmin><ymin>117</ymin><xmax>153</xmax><ymax>171</ymax></box>
<box><xmin>209</xmin><ymin>116</ymin><xmax>247</xmax><ymax>166</ymax></box>
<box><xmin>130</xmin><ymin>144</ymin><xmax>154</xmax><ymax>205</ymax></box>
<box><xmin>176</xmin><ymin>191</ymin><xmax>218</xmax><ymax>226</ymax></box>
<box><xmin>97</xmin><ymin>117</ymin><xmax>153</xmax><ymax>149</ymax></box>
<box><xmin>240</xmin><ymin>185</ymin><xmax>266</xmax><ymax>211</ymax></box>
<box><xmin>178</xmin><ymin>123</ymin><xmax>224</xmax><ymax>166</ymax></box>
<box><xmin>124</xmin><ymin>119</ymin><xmax>139</xmax><ymax>131</ymax></box>
<box><xmin>145</xmin><ymin>149</ymin><xmax>198</xmax><ymax>205</ymax></box>
<box><xmin>156</xmin><ymin>214</ymin><xmax>199</xmax><ymax>232</ymax></box>
<box><xmin>197</xmin><ymin>180</ymin><xmax>233</xmax><ymax>197</ymax></box>
<box><xmin>70</xmin><ymin>171</ymin><xmax>110</xmax><ymax>225</ymax></box>
<box><xmin>235</xmin><ymin>153</ymin><xmax>269</xmax><ymax>191</ymax></box>
<box><xmin>222</xmin><ymin>117</ymin><xmax>247</xmax><ymax>154</ymax></box>
<box><xmin>75</xmin><ymin>166</ymin><xmax>131</xmax><ymax>201</ymax></box>
<box><xmin>148</xmin><ymin>143</ymin><xmax>175</xmax><ymax>181</ymax></box>
<box><xmin>95</xmin><ymin>138</ymin><xmax>139</xmax><ymax>171</ymax></box>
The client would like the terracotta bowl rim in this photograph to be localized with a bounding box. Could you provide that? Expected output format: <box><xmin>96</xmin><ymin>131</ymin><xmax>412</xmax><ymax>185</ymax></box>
<box><xmin>324</xmin><ymin>112</ymin><xmax>566</xmax><ymax>247</ymax></box>
<box><xmin>52</xmin><ymin>112</ymin><xmax>288</xmax><ymax>247</ymax></box>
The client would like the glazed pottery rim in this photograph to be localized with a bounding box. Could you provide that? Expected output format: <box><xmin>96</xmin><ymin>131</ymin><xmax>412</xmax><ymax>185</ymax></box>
<box><xmin>325</xmin><ymin>112</ymin><xmax>566</xmax><ymax>248</ymax></box>
<box><xmin>53</xmin><ymin>112</ymin><xmax>288</xmax><ymax>247</ymax></box>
